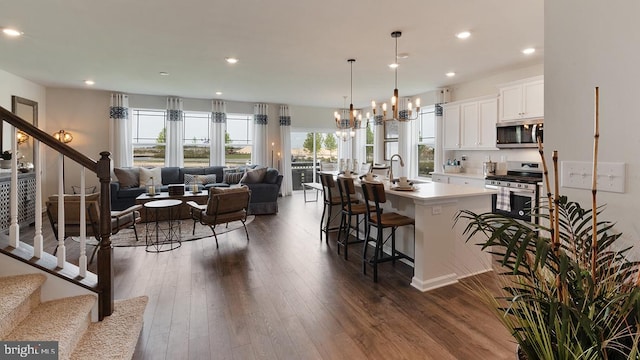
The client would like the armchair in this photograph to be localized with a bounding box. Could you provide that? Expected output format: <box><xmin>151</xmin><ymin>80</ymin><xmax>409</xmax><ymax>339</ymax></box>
<box><xmin>186</xmin><ymin>186</ymin><xmax>251</xmax><ymax>248</ymax></box>
<box><xmin>45</xmin><ymin>193</ymin><xmax>142</xmax><ymax>262</ymax></box>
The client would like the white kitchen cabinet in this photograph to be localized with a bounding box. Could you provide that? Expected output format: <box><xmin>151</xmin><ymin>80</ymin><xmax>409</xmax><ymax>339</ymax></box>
<box><xmin>432</xmin><ymin>174</ymin><xmax>449</xmax><ymax>183</ymax></box>
<box><xmin>445</xmin><ymin>96</ymin><xmax>498</xmax><ymax>150</ymax></box>
<box><xmin>460</xmin><ymin>98</ymin><xmax>498</xmax><ymax>150</ymax></box>
<box><xmin>431</xmin><ymin>173</ymin><xmax>486</xmax><ymax>188</ymax></box>
<box><xmin>448</xmin><ymin>175</ymin><xmax>485</xmax><ymax>188</ymax></box>
<box><xmin>499</xmin><ymin>76</ymin><xmax>544</xmax><ymax>122</ymax></box>
<box><xmin>443</xmin><ymin>104</ymin><xmax>461</xmax><ymax>149</ymax></box>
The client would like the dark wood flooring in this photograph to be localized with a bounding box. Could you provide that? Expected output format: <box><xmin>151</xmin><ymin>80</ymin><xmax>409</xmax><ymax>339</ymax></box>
<box><xmin>28</xmin><ymin>192</ymin><xmax>517</xmax><ymax>359</ymax></box>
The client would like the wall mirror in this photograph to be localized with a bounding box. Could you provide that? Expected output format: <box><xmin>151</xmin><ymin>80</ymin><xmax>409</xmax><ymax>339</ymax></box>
<box><xmin>3</xmin><ymin>96</ymin><xmax>38</xmax><ymax>167</ymax></box>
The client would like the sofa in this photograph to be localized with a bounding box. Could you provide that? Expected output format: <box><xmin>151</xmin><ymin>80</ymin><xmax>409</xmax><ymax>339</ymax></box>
<box><xmin>110</xmin><ymin>165</ymin><xmax>283</xmax><ymax>215</ymax></box>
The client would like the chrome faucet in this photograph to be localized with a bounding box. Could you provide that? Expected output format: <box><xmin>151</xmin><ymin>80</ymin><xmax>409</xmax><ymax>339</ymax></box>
<box><xmin>388</xmin><ymin>153</ymin><xmax>404</xmax><ymax>183</ymax></box>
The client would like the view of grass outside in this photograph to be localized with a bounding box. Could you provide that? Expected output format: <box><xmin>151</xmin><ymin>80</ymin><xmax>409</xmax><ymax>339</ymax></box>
<box><xmin>132</xmin><ymin>110</ymin><xmax>254</xmax><ymax>168</ymax></box>
<box><xmin>417</xmin><ymin>107</ymin><xmax>436</xmax><ymax>177</ymax></box>
<box><xmin>365</xmin><ymin>125</ymin><xmax>374</xmax><ymax>163</ymax></box>
<box><xmin>418</xmin><ymin>145</ymin><xmax>435</xmax><ymax>176</ymax></box>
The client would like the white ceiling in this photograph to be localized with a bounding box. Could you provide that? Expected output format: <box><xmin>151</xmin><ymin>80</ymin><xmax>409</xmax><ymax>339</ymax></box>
<box><xmin>0</xmin><ymin>0</ymin><xmax>543</xmax><ymax>109</ymax></box>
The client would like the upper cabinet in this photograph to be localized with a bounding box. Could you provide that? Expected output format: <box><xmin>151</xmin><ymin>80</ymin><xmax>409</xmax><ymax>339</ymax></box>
<box><xmin>443</xmin><ymin>104</ymin><xmax>461</xmax><ymax>149</ymax></box>
<box><xmin>498</xmin><ymin>76</ymin><xmax>544</xmax><ymax>122</ymax></box>
<box><xmin>443</xmin><ymin>96</ymin><xmax>498</xmax><ymax>150</ymax></box>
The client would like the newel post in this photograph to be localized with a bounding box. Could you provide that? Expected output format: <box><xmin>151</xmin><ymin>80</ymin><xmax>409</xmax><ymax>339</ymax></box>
<box><xmin>97</xmin><ymin>151</ymin><xmax>113</xmax><ymax>319</ymax></box>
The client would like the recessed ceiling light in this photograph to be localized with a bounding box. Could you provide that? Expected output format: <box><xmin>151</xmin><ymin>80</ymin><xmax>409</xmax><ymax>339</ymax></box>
<box><xmin>456</xmin><ymin>31</ymin><xmax>471</xmax><ymax>39</ymax></box>
<box><xmin>159</xmin><ymin>71</ymin><xmax>170</xmax><ymax>76</ymax></box>
<box><xmin>388</xmin><ymin>63</ymin><xmax>399</xmax><ymax>69</ymax></box>
<box><xmin>2</xmin><ymin>28</ymin><xmax>22</xmax><ymax>37</ymax></box>
<box><xmin>446</xmin><ymin>72</ymin><xmax>456</xmax><ymax>77</ymax></box>
<box><xmin>225</xmin><ymin>57</ymin><xmax>238</xmax><ymax>64</ymax></box>
<box><xmin>84</xmin><ymin>80</ymin><xmax>95</xmax><ymax>85</ymax></box>
<box><xmin>522</xmin><ymin>47</ymin><xmax>536</xmax><ymax>55</ymax></box>
<box><xmin>215</xmin><ymin>91</ymin><xmax>223</xmax><ymax>96</ymax></box>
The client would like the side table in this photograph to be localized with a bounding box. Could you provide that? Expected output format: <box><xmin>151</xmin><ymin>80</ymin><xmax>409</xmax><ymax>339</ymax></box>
<box><xmin>144</xmin><ymin>199</ymin><xmax>182</xmax><ymax>252</ymax></box>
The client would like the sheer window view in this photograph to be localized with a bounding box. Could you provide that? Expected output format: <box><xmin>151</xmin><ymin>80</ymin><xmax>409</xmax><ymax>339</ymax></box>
<box><xmin>183</xmin><ymin>111</ymin><xmax>210</xmax><ymax>167</ymax></box>
<box><xmin>417</xmin><ymin>107</ymin><xmax>436</xmax><ymax>177</ymax></box>
<box><xmin>365</xmin><ymin>125</ymin><xmax>374</xmax><ymax>163</ymax></box>
<box><xmin>225</xmin><ymin>113</ymin><xmax>253</xmax><ymax>167</ymax></box>
<box><xmin>132</xmin><ymin>109</ymin><xmax>166</xmax><ymax>167</ymax></box>
<box><xmin>290</xmin><ymin>131</ymin><xmax>337</xmax><ymax>189</ymax></box>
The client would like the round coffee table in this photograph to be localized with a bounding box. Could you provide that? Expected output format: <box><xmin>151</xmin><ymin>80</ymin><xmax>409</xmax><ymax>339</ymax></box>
<box><xmin>143</xmin><ymin>199</ymin><xmax>182</xmax><ymax>252</ymax></box>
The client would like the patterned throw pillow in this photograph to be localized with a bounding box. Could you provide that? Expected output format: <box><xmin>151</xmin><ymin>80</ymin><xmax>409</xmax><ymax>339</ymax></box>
<box><xmin>223</xmin><ymin>172</ymin><xmax>244</xmax><ymax>185</ymax></box>
<box><xmin>185</xmin><ymin>174</ymin><xmax>217</xmax><ymax>185</ymax></box>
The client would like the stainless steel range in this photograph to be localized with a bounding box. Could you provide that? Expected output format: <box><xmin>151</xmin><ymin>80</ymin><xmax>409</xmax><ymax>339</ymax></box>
<box><xmin>485</xmin><ymin>161</ymin><xmax>543</xmax><ymax>222</ymax></box>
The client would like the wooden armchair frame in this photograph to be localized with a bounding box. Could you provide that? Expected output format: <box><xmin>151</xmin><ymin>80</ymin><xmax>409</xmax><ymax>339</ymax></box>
<box><xmin>46</xmin><ymin>193</ymin><xmax>141</xmax><ymax>263</ymax></box>
<box><xmin>186</xmin><ymin>186</ymin><xmax>252</xmax><ymax>248</ymax></box>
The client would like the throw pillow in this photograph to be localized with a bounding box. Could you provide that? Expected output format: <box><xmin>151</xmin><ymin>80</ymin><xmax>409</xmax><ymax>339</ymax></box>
<box><xmin>240</xmin><ymin>167</ymin><xmax>267</xmax><ymax>184</ymax></box>
<box><xmin>185</xmin><ymin>173</ymin><xmax>217</xmax><ymax>185</ymax></box>
<box><xmin>139</xmin><ymin>167</ymin><xmax>162</xmax><ymax>188</ymax></box>
<box><xmin>223</xmin><ymin>172</ymin><xmax>244</xmax><ymax>185</ymax></box>
<box><xmin>114</xmin><ymin>168</ymin><xmax>140</xmax><ymax>188</ymax></box>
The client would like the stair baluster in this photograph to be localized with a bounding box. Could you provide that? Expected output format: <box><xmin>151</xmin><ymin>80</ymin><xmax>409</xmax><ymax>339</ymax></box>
<box><xmin>32</xmin><ymin>139</ymin><xmax>44</xmax><ymax>258</ymax></box>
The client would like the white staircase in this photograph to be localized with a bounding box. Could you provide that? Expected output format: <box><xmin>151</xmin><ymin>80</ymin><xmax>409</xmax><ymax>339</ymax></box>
<box><xmin>0</xmin><ymin>274</ymin><xmax>147</xmax><ymax>360</ymax></box>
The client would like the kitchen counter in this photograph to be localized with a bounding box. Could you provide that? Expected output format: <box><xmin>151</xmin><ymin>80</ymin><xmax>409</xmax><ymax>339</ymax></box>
<box><xmin>356</xmin><ymin>179</ymin><xmax>496</xmax><ymax>291</ymax></box>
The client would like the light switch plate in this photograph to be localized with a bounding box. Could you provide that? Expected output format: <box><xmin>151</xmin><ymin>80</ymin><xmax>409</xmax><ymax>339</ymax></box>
<box><xmin>560</xmin><ymin>161</ymin><xmax>625</xmax><ymax>193</ymax></box>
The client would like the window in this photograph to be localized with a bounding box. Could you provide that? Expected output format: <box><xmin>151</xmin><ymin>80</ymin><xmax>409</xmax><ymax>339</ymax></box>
<box><xmin>225</xmin><ymin>113</ymin><xmax>253</xmax><ymax>167</ymax></box>
<box><xmin>183</xmin><ymin>111</ymin><xmax>210</xmax><ymax>167</ymax></box>
<box><xmin>417</xmin><ymin>107</ymin><xmax>436</xmax><ymax>177</ymax></box>
<box><xmin>365</xmin><ymin>124</ymin><xmax>374</xmax><ymax>163</ymax></box>
<box><xmin>132</xmin><ymin>109</ymin><xmax>166</xmax><ymax>167</ymax></box>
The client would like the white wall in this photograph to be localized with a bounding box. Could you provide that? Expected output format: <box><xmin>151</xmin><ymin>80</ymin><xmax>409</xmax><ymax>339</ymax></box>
<box><xmin>0</xmin><ymin>69</ymin><xmax>47</xmax><ymax>152</ymax></box>
<box><xmin>546</xmin><ymin>1</ymin><xmax>640</xmax><ymax>255</ymax></box>
<box><xmin>45</xmin><ymin>88</ymin><xmax>111</xmax><ymax>196</ymax></box>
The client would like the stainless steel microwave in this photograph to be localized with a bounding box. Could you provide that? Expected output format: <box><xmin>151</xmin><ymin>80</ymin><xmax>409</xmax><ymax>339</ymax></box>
<box><xmin>496</xmin><ymin>120</ymin><xmax>543</xmax><ymax>148</ymax></box>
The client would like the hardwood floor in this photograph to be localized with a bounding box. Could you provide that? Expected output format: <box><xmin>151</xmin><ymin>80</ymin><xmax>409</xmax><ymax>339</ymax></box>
<box><xmin>29</xmin><ymin>192</ymin><xmax>517</xmax><ymax>359</ymax></box>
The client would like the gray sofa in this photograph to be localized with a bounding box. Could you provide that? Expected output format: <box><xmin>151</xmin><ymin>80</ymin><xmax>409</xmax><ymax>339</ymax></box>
<box><xmin>110</xmin><ymin>166</ymin><xmax>283</xmax><ymax>215</ymax></box>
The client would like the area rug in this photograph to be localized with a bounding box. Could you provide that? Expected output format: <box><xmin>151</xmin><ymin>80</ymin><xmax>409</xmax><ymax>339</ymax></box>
<box><xmin>106</xmin><ymin>216</ymin><xmax>255</xmax><ymax>247</ymax></box>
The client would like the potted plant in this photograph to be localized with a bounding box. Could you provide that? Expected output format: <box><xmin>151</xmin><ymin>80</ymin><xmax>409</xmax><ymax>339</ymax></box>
<box><xmin>456</xmin><ymin>89</ymin><xmax>640</xmax><ymax>359</ymax></box>
<box><xmin>0</xmin><ymin>150</ymin><xmax>12</xmax><ymax>169</ymax></box>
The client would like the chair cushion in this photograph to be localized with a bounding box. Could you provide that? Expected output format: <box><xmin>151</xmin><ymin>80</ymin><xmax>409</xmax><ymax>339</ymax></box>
<box><xmin>161</xmin><ymin>167</ymin><xmax>181</xmax><ymax>184</ymax></box>
<box><xmin>206</xmin><ymin>186</ymin><xmax>251</xmax><ymax>216</ymax></box>
<box><xmin>369</xmin><ymin>212</ymin><xmax>415</xmax><ymax>227</ymax></box>
<box><xmin>114</xmin><ymin>168</ymin><xmax>139</xmax><ymax>188</ymax></box>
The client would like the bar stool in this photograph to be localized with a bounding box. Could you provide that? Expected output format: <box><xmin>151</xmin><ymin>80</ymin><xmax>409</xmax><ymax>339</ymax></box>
<box><xmin>319</xmin><ymin>173</ymin><xmax>345</xmax><ymax>243</ymax></box>
<box><xmin>360</xmin><ymin>181</ymin><xmax>414</xmax><ymax>282</ymax></box>
<box><xmin>336</xmin><ymin>176</ymin><xmax>374</xmax><ymax>260</ymax></box>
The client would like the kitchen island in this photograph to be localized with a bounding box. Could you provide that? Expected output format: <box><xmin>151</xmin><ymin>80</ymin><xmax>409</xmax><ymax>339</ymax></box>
<box><xmin>358</xmin><ymin>179</ymin><xmax>496</xmax><ymax>292</ymax></box>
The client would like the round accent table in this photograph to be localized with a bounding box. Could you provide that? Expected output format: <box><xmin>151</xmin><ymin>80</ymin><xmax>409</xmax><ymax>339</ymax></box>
<box><xmin>143</xmin><ymin>199</ymin><xmax>182</xmax><ymax>252</ymax></box>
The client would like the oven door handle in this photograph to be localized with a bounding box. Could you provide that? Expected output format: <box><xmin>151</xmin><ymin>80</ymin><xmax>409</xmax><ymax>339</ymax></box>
<box><xmin>485</xmin><ymin>185</ymin><xmax>536</xmax><ymax>196</ymax></box>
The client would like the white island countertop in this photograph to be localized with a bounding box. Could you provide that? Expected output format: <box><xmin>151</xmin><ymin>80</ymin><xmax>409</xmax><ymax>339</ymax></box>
<box><xmin>355</xmin><ymin>179</ymin><xmax>497</xmax><ymax>292</ymax></box>
<box><xmin>386</xmin><ymin>180</ymin><xmax>494</xmax><ymax>201</ymax></box>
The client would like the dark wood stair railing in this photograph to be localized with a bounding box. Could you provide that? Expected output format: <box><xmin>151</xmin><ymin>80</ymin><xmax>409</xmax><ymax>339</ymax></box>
<box><xmin>0</xmin><ymin>105</ymin><xmax>114</xmax><ymax>319</ymax></box>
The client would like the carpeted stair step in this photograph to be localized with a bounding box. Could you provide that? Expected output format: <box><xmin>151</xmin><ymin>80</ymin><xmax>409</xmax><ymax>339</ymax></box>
<box><xmin>4</xmin><ymin>294</ymin><xmax>96</xmax><ymax>360</ymax></box>
<box><xmin>71</xmin><ymin>296</ymin><xmax>148</xmax><ymax>360</ymax></box>
<box><xmin>0</xmin><ymin>273</ymin><xmax>47</xmax><ymax>339</ymax></box>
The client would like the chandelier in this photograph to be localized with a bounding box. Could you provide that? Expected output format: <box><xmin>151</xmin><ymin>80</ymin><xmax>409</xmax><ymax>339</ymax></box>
<box><xmin>371</xmin><ymin>31</ymin><xmax>420</xmax><ymax>122</ymax></box>
<box><xmin>335</xmin><ymin>58</ymin><xmax>363</xmax><ymax>141</ymax></box>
